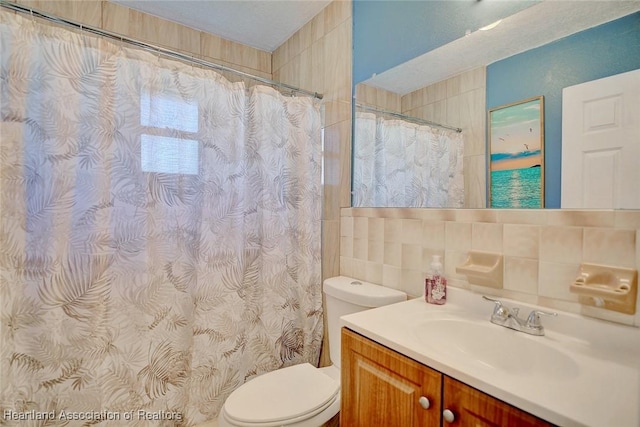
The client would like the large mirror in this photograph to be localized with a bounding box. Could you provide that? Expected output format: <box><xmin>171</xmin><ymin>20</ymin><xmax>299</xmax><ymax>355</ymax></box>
<box><xmin>352</xmin><ymin>1</ymin><xmax>640</xmax><ymax>209</ymax></box>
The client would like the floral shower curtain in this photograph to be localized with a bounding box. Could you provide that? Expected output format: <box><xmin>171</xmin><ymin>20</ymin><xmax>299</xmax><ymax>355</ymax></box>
<box><xmin>353</xmin><ymin>111</ymin><xmax>464</xmax><ymax>207</ymax></box>
<box><xmin>0</xmin><ymin>11</ymin><xmax>322</xmax><ymax>426</ymax></box>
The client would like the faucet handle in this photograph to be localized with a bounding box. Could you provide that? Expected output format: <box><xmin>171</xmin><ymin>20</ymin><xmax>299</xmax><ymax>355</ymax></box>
<box><xmin>482</xmin><ymin>296</ymin><xmax>508</xmax><ymax>319</ymax></box>
<box><xmin>526</xmin><ymin>310</ymin><xmax>558</xmax><ymax>328</ymax></box>
<box><xmin>482</xmin><ymin>295</ymin><xmax>501</xmax><ymax>304</ymax></box>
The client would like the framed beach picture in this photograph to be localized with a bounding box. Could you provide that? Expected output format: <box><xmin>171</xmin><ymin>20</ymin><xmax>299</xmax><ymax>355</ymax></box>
<box><xmin>489</xmin><ymin>96</ymin><xmax>544</xmax><ymax>208</ymax></box>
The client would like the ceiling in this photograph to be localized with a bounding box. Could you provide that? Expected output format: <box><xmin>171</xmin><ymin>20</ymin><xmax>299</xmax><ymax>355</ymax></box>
<box><xmin>109</xmin><ymin>1</ymin><xmax>639</xmax><ymax>88</ymax></box>
<box><xmin>364</xmin><ymin>1</ymin><xmax>640</xmax><ymax>95</ymax></box>
<box><xmin>111</xmin><ymin>0</ymin><xmax>331</xmax><ymax>52</ymax></box>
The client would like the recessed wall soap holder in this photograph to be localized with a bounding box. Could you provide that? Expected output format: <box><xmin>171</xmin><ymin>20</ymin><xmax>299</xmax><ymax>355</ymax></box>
<box><xmin>570</xmin><ymin>263</ymin><xmax>637</xmax><ymax>314</ymax></box>
<box><xmin>456</xmin><ymin>251</ymin><xmax>503</xmax><ymax>289</ymax></box>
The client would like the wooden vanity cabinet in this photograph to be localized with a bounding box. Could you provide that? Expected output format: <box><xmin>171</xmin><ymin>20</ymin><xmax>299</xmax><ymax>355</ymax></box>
<box><xmin>443</xmin><ymin>376</ymin><xmax>553</xmax><ymax>427</ymax></box>
<box><xmin>341</xmin><ymin>328</ymin><xmax>554</xmax><ymax>427</ymax></box>
<box><xmin>341</xmin><ymin>327</ymin><xmax>441</xmax><ymax>426</ymax></box>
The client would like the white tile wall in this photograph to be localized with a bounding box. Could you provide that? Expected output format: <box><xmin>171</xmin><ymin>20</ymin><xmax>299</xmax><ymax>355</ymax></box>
<box><xmin>341</xmin><ymin>207</ymin><xmax>640</xmax><ymax>326</ymax></box>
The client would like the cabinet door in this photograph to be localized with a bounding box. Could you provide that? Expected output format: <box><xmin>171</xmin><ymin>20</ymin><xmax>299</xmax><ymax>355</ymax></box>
<box><xmin>443</xmin><ymin>376</ymin><xmax>554</xmax><ymax>427</ymax></box>
<box><xmin>341</xmin><ymin>328</ymin><xmax>441</xmax><ymax>427</ymax></box>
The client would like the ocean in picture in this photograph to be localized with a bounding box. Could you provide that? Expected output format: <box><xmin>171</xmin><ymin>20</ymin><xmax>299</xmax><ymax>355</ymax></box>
<box><xmin>491</xmin><ymin>166</ymin><xmax>541</xmax><ymax>208</ymax></box>
<box><xmin>489</xmin><ymin>97</ymin><xmax>544</xmax><ymax>208</ymax></box>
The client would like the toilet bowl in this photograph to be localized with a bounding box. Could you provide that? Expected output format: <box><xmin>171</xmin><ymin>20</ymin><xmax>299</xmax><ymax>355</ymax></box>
<box><xmin>218</xmin><ymin>276</ymin><xmax>406</xmax><ymax>427</ymax></box>
<box><xmin>218</xmin><ymin>364</ymin><xmax>340</xmax><ymax>427</ymax></box>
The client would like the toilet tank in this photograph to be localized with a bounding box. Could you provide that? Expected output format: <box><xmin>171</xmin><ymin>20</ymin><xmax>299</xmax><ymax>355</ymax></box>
<box><xmin>323</xmin><ymin>276</ymin><xmax>406</xmax><ymax>368</ymax></box>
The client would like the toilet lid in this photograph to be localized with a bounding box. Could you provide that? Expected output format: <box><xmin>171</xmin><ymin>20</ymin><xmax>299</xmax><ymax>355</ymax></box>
<box><xmin>223</xmin><ymin>363</ymin><xmax>340</xmax><ymax>425</ymax></box>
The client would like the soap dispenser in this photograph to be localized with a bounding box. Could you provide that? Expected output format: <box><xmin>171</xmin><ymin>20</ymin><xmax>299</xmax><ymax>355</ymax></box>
<box><xmin>426</xmin><ymin>255</ymin><xmax>447</xmax><ymax>305</ymax></box>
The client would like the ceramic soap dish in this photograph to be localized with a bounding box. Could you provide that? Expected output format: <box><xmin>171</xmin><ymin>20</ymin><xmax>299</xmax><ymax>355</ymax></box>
<box><xmin>570</xmin><ymin>263</ymin><xmax>637</xmax><ymax>314</ymax></box>
<box><xmin>456</xmin><ymin>251</ymin><xmax>503</xmax><ymax>289</ymax></box>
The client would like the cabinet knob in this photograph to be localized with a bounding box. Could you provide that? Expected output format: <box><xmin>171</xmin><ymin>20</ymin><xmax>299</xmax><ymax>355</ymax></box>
<box><xmin>418</xmin><ymin>396</ymin><xmax>430</xmax><ymax>410</ymax></box>
<box><xmin>443</xmin><ymin>409</ymin><xmax>456</xmax><ymax>423</ymax></box>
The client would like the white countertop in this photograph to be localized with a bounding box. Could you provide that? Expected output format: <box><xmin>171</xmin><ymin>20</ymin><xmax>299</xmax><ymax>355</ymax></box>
<box><xmin>340</xmin><ymin>287</ymin><xmax>640</xmax><ymax>427</ymax></box>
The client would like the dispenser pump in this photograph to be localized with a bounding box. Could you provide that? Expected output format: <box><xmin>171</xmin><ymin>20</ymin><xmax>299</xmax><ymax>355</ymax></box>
<box><xmin>426</xmin><ymin>255</ymin><xmax>447</xmax><ymax>305</ymax></box>
<box><xmin>431</xmin><ymin>255</ymin><xmax>442</xmax><ymax>274</ymax></box>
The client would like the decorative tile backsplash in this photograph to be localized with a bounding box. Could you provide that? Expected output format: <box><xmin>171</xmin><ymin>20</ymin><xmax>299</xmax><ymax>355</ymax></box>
<box><xmin>340</xmin><ymin>208</ymin><xmax>640</xmax><ymax>326</ymax></box>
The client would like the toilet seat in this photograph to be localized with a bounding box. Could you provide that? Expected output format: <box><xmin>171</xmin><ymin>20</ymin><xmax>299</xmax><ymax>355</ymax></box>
<box><xmin>222</xmin><ymin>363</ymin><xmax>340</xmax><ymax>427</ymax></box>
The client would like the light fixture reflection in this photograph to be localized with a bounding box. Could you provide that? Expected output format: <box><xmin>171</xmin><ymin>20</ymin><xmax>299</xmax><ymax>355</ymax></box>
<box><xmin>479</xmin><ymin>19</ymin><xmax>502</xmax><ymax>31</ymax></box>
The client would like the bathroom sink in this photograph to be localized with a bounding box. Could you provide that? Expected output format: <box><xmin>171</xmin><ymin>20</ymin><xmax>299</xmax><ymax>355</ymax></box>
<box><xmin>341</xmin><ymin>288</ymin><xmax>640</xmax><ymax>427</ymax></box>
<box><xmin>413</xmin><ymin>318</ymin><xmax>580</xmax><ymax>380</ymax></box>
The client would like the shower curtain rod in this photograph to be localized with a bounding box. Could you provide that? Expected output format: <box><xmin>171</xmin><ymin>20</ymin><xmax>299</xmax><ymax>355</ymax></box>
<box><xmin>356</xmin><ymin>103</ymin><xmax>462</xmax><ymax>133</ymax></box>
<box><xmin>0</xmin><ymin>1</ymin><xmax>323</xmax><ymax>100</ymax></box>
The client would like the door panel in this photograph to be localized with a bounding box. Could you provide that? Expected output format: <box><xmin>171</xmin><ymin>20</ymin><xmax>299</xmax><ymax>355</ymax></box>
<box><xmin>443</xmin><ymin>376</ymin><xmax>554</xmax><ymax>427</ymax></box>
<box><xmin>341</xmin><ymin>328</ymin><xmax>441</xmax><ymax>427</ymax></box>
<box><xmin>562</xmin><ymin>69</ymin><xmax>640</xmax><ymax>209</ymax></box>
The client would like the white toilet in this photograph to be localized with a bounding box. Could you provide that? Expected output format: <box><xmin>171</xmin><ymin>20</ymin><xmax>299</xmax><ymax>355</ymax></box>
<box><xmin>218</xmin><ymin>276</ymin><xmax>407</xmax><ymax>427</ymax></box>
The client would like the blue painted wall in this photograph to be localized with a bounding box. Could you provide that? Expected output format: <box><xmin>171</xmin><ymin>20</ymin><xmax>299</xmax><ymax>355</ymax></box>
<box><xmin>353</xmin><ymin>0</ymin><xmax>538</xmax><ymax>84</ymax></box>
<box><xmin>487</xmin><ymin>12</ymin><xmax>640</xmax><ymax>208</ymax></box>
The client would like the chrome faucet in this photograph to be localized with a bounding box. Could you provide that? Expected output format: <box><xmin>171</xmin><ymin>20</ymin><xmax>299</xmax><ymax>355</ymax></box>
<box><xmin>482</xmin><ymin>296</ymin><xmax>557</xmax><ymax>336</ymax></box>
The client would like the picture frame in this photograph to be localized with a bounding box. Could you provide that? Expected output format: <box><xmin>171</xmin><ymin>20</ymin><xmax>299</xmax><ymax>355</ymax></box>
<box><xmin>488</xmin><ymin>96</ymin><xmax>545</xmax><ymax>208</ymax></box>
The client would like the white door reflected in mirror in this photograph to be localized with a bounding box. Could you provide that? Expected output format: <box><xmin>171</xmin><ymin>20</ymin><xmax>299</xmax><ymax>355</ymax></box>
<box><xmin>561</xmin><ymin>69</ymin><xmax>640</xmax><ymax>209</ymax></box>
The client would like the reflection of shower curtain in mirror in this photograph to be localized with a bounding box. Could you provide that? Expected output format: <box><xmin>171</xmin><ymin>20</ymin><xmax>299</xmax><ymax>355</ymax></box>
<box><xmin>353</xmin><ymin>112</ymin><xmax>464</xmax><ymax>207</ymax></box>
